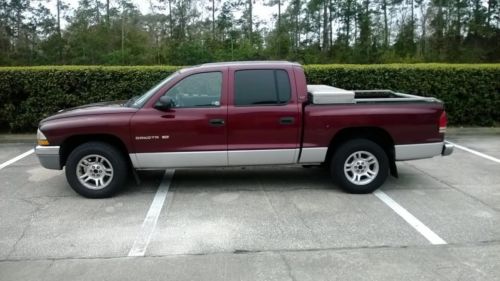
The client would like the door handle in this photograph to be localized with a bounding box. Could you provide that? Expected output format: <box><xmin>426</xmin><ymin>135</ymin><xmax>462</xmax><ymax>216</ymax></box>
<box><xmin>209</xmin><ymin>119</ymin><xmax>225</xmax><ymax>127</ymax></box>
<box><xmin>279</xmin><ymin>117</ymin><xmax>295</xmax><ymax>125</ymax></box>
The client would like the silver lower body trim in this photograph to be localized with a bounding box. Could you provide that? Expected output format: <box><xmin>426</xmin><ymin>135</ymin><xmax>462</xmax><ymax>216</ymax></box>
<box><xmin>35</xmin><ymin>145</ymin><xmax>61</xmax><ymax>170</ymax></box>
<box><xmin>132</xmin><ymin>151</ymin><xmax>227</xmax><ymax>169</ymax></box>
<box><xmin>299</xmin><ymin>147</ymin><xmax>328</xmax><ymax>163</ymax></box>
<box><xmin>132</xmin><ymin>149</ymin><xmax>301</xmax><ymax>168</ymax></box>
<box><xmin>131</xmin><ymin>147</ymin><xmax>330</xmax><ymax>169</ymax></box>
<box><xmin>395</xmin><ymin>142</ymin><xmax>444</xmax><ymax>161</ymax></box>
<box><xmin>228</xmin><ymin>149</ymin><xmax>299</xmax><ymax>166</ymax></box>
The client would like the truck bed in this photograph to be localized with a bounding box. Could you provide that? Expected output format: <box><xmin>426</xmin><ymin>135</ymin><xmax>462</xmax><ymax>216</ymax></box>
<box><xmin>354</xmin><ymin>90</ymin><xmax>439</xmax><ymax>103</ymax></box>
<box><xmin>303</xmin><ymin>84</ymin><xmax>445</xmax><ymax>149</ymax></box>
<box><xmin>307</xmin><ymin>85</ymin><xmax>439</xmax><ymax>104</ymax></box>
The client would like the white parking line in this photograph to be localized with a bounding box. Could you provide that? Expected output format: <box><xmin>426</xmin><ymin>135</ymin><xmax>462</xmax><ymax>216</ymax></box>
<box><xmin>374</xmin><ymin>190</ymin><xmax>447</xmax><ymax>245</ymax></box>
<box><xmin>447</xmin><ymin>141</ymin><xmax>500</xmax><ymax>164</ymax></box>
<box><xmin>128</xmin><ymin>169</ymin><xmax>175</xmax><ymax>257</ymax></box>
<box><xmin>0</xmin><ymin>149</ymin><xmax>34</xmax><ymax>171</ymax></box>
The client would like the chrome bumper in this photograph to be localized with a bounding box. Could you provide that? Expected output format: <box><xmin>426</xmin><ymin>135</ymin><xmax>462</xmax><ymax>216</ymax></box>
<box><xmin>395</xmin><ymin>141</ymin><xmax>453</xmax><ymax>161</ymax></box>
<box><xmin>35</xmin><ymin>145</ymin><xmax>61</xmax><ymax>170</ymax></box>
<box><xmin>442</xmin><ymin>142</ymin><xmax>454</xmax><ymax>156</ymax></box>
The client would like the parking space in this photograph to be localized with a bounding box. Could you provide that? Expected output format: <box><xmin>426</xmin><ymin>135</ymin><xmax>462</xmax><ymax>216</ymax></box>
<box><xmin>447</xmin><ymin>127</ymin><xmax>500</xmax><ymax>159</ymax></box>
<box><xmin>1</xmin><ymin>129</ymin><xmax>499</xmax><ymax>280</ymax></box>
<box><xmin>0</xmin><ymin>143</ymin><xmax>33</xmax><ymax>167</ymax></box>
<box><xmin>147</xmin><ymin>167</ymin><xmax>428</xmax><ymax>257</ymax></box>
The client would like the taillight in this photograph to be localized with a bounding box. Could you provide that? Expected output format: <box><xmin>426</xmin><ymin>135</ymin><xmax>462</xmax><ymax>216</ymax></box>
<box><xmin>439</xmin><ymin>111</ymin><xmax>447</xmax><ymax>133</ymax></box>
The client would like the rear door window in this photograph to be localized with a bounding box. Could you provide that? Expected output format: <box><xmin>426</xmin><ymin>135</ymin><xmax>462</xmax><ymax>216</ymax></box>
<box><xmin>234</xmin><ymin>70</ymin><xmax>291</xmax><ymax>106</ymax></box>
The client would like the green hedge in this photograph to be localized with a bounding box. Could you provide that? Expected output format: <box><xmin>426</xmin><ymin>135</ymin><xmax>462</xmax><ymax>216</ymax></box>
<box><xmin>0</xmin><ymin>66</ymin><xmax>179</xmax><ymax>132</ymax></box>
<box><xmin>306</xmin><ymin>64</ymin><xmax>500</xmax><ymax>127</ymax></box>
<box><xmin>0</xmin><ymin>64</ymin><xmax>499</xmax><ymax>132</ymax></box>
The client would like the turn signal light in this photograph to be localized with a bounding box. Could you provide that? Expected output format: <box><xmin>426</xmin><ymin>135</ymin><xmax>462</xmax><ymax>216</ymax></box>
<box><xmin>38</xmin><ymin>139</ymin><xmax>49</xmax><ymax>146</ymax></box>
<box><xmin>37</xmin><ymin>129</ymin><xmax>49</xmax><ymax>146</ymax></box>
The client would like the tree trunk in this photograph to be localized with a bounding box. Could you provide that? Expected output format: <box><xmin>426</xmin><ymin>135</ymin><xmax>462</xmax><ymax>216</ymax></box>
<box><xmin>322</xmin><ymin>0</ymin><xmax>328</xmax><ymax>51</ymax></box>
<box><xmin>346</xmin><ymin>0</ymin><xmax>351</xmax><ymax>45</ymax></box>
<box><xmin>121</xmin><ymin>7</ymin><xmax>125</xmax><ymax>64</ymax></box>
<box><xmin>277</xmin><ymin>0</ymin><xmax>281</xmax><ymax>55</ymax></box>
<box><xmin>106</xmin><ymin>0</ymin><xmax>110</xmax><ymax>27</ymax></box>
<box><xmin>455</xmin><ymin>0</ymin><xmax>461</xmax><ymax>37</ymax></box>
<box><xmin>437</xmin><ymin>1</ymin><xmax>444</xmax><ymax>59</ymax></box>
<box><xmin>353</xmin><ymin>3</ymin><xmax>357</xmax><ymax>46</ymax></box>
<box><xmin>278</xmin><ymin>0</ymin><xmax>281</xmax><ymax>27</ymax></box>
<box><xmin>168</xmin><ymin>0</ymin><xmax>173</xmax><ymax>38</ymax></box>
<box><xmin>419</xmin><ymin>3</ymin><xmax>427</xmax><ymax>58</ymax></box>
<box><xmin>57</xmin><ymin>0</ymin><xmax>61</xmax><ymax>36</ymax></box>
<box><xmin>96</xmin><ymin>0</ymin><xmax>100</xmax><ymax>24</ymax></box>
<box><xmin>212</xmin><ymin>0</ymin><xmax>215</xmax><ymax>39</ymax></box>
<box><xmin>295</xmin><ymin>0</ymin><xmax>300</xmax><ymax>50</ymax></box>
<box><xmin>329</xmin><ymin>0</ymin><xmax>333</xmax><ymax>47</ymax></box>
<box><xmin>248</xmin><ymin>0</ymin><xmax>253</xmax><ymax>41</ymax></box>
<box><xmin>57</xmin><ymin>0</ymin><xmax>62</xmax><ymax>62</ymax></box>
<box><xmin>410</xmin><ymin>0</ymin><xmax>414</xmax><ymax>25</ymax></box>
<box><xmin>15</xmin><ymin>6</ymin><xmax>21</xmax><ymax>51</ymax></box>
<box><xmin>382</xmin><ymin>0</ymin><xmax>388</xmax><ymax>47</ymax></box>
<box><xmin>487</xmin><ymin>0</ymin><xmax>492</xmax><ymax>25</ymax></box>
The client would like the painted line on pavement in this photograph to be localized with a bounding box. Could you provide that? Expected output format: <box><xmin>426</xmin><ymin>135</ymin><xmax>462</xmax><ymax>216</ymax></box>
<box><xmin>447</xmin><ymin>141</ymin><xmax>500</xmax><ymax>164</ymax></box>
<box><xmin>0</xmin><ymin>149</ymin><xmax>34</xmax><ymax>171</ymax></box>
<box><xmin>128</xmin><ymin>169</ymin><xmax>175</xmax><ymax>257</ymax></box>
<box><xmin>374</xmin><ymin>190</ymin><xmax>447</xmax><ymax>245</ymax></box>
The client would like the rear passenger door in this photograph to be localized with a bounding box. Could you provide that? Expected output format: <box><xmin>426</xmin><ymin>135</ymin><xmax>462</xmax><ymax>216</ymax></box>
<box><xmin>227</xmin><ymin>68</ymin><xmax>301</xmax><ymax>165</ymax></box>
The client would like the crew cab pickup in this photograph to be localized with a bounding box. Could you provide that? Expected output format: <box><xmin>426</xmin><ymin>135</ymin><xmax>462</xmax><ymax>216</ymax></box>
<box><xmin>35</xmin><ymin>61</ymin><xmax>453</xmax><ymax>198</ymax></box>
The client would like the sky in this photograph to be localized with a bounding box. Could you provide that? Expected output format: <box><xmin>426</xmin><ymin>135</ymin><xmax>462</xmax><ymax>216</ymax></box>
<box><xmin>46</xmin><ymin>0</ymin><xmax>278</xmax><ymax>28</ymax></box>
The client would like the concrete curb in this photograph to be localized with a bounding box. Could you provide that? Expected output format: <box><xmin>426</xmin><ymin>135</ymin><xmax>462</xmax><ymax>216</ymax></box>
<box><xmin>0</xmin><ymin>134</ymin><xmax>36</xmax><ymax>144</ymax></box>
<box><xmin>447</xmin><ymin>127</ymin><xmax>500</xmax><ymax>135</ymax></box>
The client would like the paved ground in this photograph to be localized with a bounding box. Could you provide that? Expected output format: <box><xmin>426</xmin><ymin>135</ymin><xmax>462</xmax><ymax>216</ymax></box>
<box><xmin>0</xmin><ymin>128</ymin><xmax>499</xmax><ymax>281</ymax></box>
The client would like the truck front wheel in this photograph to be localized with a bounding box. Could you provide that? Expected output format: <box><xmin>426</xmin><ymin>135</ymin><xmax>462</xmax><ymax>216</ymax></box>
<box><xmin>65</xmin><ymin>142</ymin><xmax>128</xmax><ymax>198</ymax></box>
<box><xmin>331</xmin><ymin>139</ymin><xmax>389</xmax><ymax>194</ymax></box>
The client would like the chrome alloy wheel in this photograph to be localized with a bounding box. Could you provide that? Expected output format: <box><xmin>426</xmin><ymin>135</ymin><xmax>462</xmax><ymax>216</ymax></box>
<box><xmin>343</xmin><ymin>151</ymin><xmax>379</xmax><ymax>185</ymax></box>
<box><xmin>76</xmin><ymin>154</ymin><xmax>114</xmax><ymax>190</ymax></box>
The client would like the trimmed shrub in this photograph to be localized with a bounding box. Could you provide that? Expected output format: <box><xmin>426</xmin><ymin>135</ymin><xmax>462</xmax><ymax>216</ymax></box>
<box><xmin>0</xmin><ymin>66</ymin><xmax>179</xmax><ymax>132</ymax></box>
<box><xmin>305</xmin><ymin>64</ymin><xmax>500</xmax><ymax>127</ymax></box>
<box><xmin>0</xmin><ymin>64</ymin><xmax>499</xmax><ymax>132</ymax></box>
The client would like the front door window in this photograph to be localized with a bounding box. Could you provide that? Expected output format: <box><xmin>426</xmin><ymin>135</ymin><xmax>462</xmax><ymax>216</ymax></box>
<box><xmin>163</xmin><ymin>72</ymin><xmax>222</xmax><ymax>108</ymax></box>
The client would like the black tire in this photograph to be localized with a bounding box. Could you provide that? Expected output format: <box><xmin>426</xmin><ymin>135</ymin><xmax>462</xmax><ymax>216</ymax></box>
<box><xmin>330</xmin><ymin>139</ymin><xmax>389</xmax><ymax>194</ymax></box>
<box><xmin>65</xmin><ymin>142</ymin><xmax>128</xmax><ymax>198</ymax></box>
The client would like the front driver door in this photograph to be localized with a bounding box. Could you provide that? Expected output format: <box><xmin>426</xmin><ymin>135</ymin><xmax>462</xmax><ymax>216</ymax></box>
<box><xmin>130</xmin><ymin>70</ymin><xmax>228</xmax><ymax>168</ymax></box>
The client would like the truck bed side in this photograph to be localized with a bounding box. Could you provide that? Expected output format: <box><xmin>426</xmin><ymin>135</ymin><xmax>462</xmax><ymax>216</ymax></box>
<box><xmin>299</xmin><ymin>102</ymin><xmax>445</xmax><ymax>163</ymax></box>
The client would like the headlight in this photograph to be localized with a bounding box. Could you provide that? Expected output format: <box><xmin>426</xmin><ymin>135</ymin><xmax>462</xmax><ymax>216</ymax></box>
<box><xmin>37</xmin><ymin>129</ymin><xmax>49</xmax><ymax>146</ymax></box>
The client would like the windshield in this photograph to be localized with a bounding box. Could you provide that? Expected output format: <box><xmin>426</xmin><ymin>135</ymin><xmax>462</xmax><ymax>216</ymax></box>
<box><xmin>129</xmin><ymin>71</ymin><xmax>179</xmax><ymax>108</ymax></box>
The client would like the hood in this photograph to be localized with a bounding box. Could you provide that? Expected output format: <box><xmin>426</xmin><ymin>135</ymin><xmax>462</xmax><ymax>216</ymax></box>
<box><xmin>56</xmin><ymin>100</ymin><xmax>125</xmax><ymax>113</ymax></box>
<box><xmin>41</xmin><ymin>100</ymin><xmax>138</xmax><ymax>123</ymax></box>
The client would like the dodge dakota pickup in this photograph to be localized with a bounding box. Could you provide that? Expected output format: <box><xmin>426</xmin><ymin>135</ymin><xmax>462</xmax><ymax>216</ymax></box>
<box><xmin>35</xmin><ymin>61</ymin><xmax>453</xmax><ymax>198</ymax></box>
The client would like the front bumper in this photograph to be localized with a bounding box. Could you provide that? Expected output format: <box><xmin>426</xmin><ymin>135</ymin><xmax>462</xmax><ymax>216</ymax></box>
<box><xmin>442</xmin><ymin>142</ymin><xmax>454</xmax><ymax>156</ymax></box>
<box><xmin>35</xmin><ymin>145</ymin><xmax>61</xmax><ymax>170</ymax></box>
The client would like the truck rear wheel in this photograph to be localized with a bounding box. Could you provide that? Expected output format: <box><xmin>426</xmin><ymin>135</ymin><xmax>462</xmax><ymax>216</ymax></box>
<box><xmin>330</xmin><ymin>139</ymin><xmax>389</xmax><ymax>194</ymax></box>
<box><xmin>65</xmin><ymin>142</ymin><xmax>128</xmax><ymax>198</ymax></box>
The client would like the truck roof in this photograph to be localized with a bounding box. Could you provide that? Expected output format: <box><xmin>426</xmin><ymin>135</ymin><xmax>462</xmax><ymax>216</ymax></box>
<box><xmin>198</xmin><ymin>61</ymin><xmax>301</xmax><ymax>68</ymax></box>
<box><xmin>177</xmin><ymin>61</ymin><xmax>301</xmax><ymax>73</ymax></box>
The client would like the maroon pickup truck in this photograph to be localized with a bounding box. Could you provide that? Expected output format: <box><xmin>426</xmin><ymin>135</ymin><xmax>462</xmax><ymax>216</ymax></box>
<box><xmin>35</xmin><ymin>61</ymin><xmax>453</xmax><ymax>198</ymax></box>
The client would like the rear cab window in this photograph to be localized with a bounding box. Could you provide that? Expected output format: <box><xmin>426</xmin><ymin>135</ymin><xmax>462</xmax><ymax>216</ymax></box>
<box><xmin>234</xmin><ymin>69</ymin><xmax>291</xmax><ymax>106</ymax></box>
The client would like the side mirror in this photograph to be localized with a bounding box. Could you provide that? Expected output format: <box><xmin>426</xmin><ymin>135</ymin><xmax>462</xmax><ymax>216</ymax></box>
<box><xmin>154</xmin><ymin>96</ymin><xmax>173</xmax><ymax>111</ymax></box>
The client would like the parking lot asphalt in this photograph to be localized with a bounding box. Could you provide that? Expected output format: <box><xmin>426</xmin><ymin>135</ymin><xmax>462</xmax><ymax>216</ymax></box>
<box><xmin>0</xmin><ymin>128</ymin><xmax>499</xmax><ymax>281</ymax></box>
